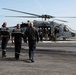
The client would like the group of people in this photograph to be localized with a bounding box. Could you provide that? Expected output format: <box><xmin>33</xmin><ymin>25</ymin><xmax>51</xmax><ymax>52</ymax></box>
<box><xmin>0</xmin><ymin>22</ymin><xmax>39</xmax><ymax>62</ymax></box>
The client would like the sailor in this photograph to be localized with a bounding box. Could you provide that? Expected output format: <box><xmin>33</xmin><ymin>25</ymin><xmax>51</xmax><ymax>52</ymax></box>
<box><xmin>11</xmin><ymin>24</ymin><xmax>23</xmax><ymax>60</ymax></box>
<box><xmin>0</xmin><ymin>22</ymin><xmax>10</xmax><ymax>57</ymax></box>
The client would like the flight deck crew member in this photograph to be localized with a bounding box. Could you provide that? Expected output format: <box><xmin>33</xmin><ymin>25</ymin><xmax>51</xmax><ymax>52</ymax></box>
<box><xmin>0</xmin><ymin>22</ymin><xmax>10</xmax><ymax>57</ymax></box>
<box><xmin>24</xmin><ymin>22</ymin><xmax>39</xmax><ymax>62</ymax></box>
<box><xmin>11</xmin><ymin>24</ymin><xmax>23</xmax><ymax>60</ymax></box>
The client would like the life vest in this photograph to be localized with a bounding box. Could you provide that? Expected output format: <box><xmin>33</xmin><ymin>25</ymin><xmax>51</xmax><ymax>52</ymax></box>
<box><xmin>0</xmin><ymin>27</ymin><xmax>10</xmax><ymax>38</ymax></box>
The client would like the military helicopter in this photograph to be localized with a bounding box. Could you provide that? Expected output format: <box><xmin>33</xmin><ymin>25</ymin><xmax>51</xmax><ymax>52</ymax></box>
<box><xmin>2</xmin><ymin>8</ymin><xmax>76</xmax><ymax>41</ymax></box>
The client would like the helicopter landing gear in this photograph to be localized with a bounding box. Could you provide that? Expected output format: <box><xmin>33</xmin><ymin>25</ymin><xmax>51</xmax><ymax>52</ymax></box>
<box><xmin>63</xmin><ymin>37</ymin><xmax>66</xmax><ymax>40</ymax></box>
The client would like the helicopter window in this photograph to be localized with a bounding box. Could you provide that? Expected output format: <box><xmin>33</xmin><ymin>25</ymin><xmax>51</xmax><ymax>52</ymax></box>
<box><xmin>63</xmin><ymin>26</ymin><xmax>69</xmax><ymax>32</ymax></box>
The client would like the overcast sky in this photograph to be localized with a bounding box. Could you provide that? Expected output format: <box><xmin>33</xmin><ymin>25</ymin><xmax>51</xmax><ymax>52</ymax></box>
<box><xmin>0</xmin><ymin>0</ymin><xmax>76</xmax><ymax>30</ymax></box>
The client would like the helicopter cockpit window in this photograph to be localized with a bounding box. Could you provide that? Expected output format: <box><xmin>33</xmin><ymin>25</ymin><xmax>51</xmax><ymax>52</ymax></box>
<box><xmin>63</xmin><ymin>26</ymin><xmax>69</xmax><ymax>32</ymax></box>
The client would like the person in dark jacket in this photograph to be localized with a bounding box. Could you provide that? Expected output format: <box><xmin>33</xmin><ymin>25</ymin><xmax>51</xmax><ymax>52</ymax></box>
<box><xmin>0</xmin><ymin>22</ymin><xmax>10</xmax><ymax>57</ymax></box>
<box><xmin>11</xmin><ymin>24</ymin><xmax>23</xmax><ymax>60</ymax></box>
<box><xmin>24</xmin><ymin>22</ymin><xmax>39</xmax><ymax>62</ymax></box>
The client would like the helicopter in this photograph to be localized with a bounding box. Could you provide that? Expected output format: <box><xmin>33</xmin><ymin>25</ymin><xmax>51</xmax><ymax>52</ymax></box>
<box><xmin>2</xmin><ymin>8</ymin><xmax>76</xmax><ymax>41</ymax></box>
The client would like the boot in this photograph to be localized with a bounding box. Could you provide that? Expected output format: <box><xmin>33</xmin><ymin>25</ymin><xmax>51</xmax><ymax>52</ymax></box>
<box><xmin>2</xmin><ymin>50</ymin><xmax>6</xmax><ymax>57</ymax></box>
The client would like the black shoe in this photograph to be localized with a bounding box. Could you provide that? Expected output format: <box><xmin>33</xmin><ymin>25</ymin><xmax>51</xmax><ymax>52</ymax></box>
<box><xmin>15</xmin><ymin>58</ymin><xmax>19</xmax><ymax>60</ymax></box>
<box><xmin>29</xmin><ymin>58</ymin><xmax>31</xmax><ymax>60</ymax></box>
<box><xmin>31</xmin><ymin>60</ymin><xmax>35</xmax><ymax>62</ymax></box>
<box><xmin>2</xmin><ymin>51</ymin><xmax>6</xmax><ymax>58</ymax></box>
<box><xmin>2</xmin><ymin>55</ymin><xmax>6</xmax><ymax>58</ymax></box>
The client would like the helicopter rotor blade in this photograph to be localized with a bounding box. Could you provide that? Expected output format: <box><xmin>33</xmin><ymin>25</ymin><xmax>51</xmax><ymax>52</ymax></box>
<box><xmin>2</xmin><ymin>8</ymin><xmax>40</xmax><ymax>17</ymax></box>
<box><xmin>53</xmin><ymin>19</ymin><xmax>68</xmax><ymax>22</ymax></box>
<box><xmin>2</xmin><ymin>8</ymin><xmax>76</xmax><ymax>19</ymax></box>
<box><xmin>5</xmin><ymin>16</ymin><xmax>38</xmax><ymax>18</ymax></box>
<box><xmin>49</xmin><ymin>15</ymin><xmax>55</xmax><ymax>18</ymax></box>
<box><xmin>55</xmin><ymin>16</ymin><xmax>76</xmax><ymax>18</ymax></box>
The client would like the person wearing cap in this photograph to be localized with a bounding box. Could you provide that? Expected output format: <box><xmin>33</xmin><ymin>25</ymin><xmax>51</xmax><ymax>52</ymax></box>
<box><xmin>24</xmin><ymin>22</ymin><xmax>39</xmax><ymax>62</ymax></box>
<box><xmin>0</xmin><ymin>22</ymin><xmax>10</xmax><ymax>57</ymax></box>
<box><xmin>11</xmin><ymin>24</ymin><xmax>23</xmax><ymax>60</ymax></box>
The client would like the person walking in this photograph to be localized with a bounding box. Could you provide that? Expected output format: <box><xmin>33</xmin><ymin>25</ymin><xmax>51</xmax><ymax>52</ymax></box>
<box><xmin>11</xmin><ymin>24</ymin><xmax>23</xmax><ymax>60</ymax></box>
<box><xmin>0</xmin><ymin>22</ymin><xmax>10</xmax><ymax>57</ymax></box>
<box><xmin>24</xmin><ymin>22</ymin><xmax>39</xmax><ymax>62</ymax></box>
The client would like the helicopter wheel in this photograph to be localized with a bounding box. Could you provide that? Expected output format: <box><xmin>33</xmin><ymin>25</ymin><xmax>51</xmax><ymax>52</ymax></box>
<box><xmin>63</xmin><ymin>37</ymin><xmax>66</xmax><ymax>40</ymax></box>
